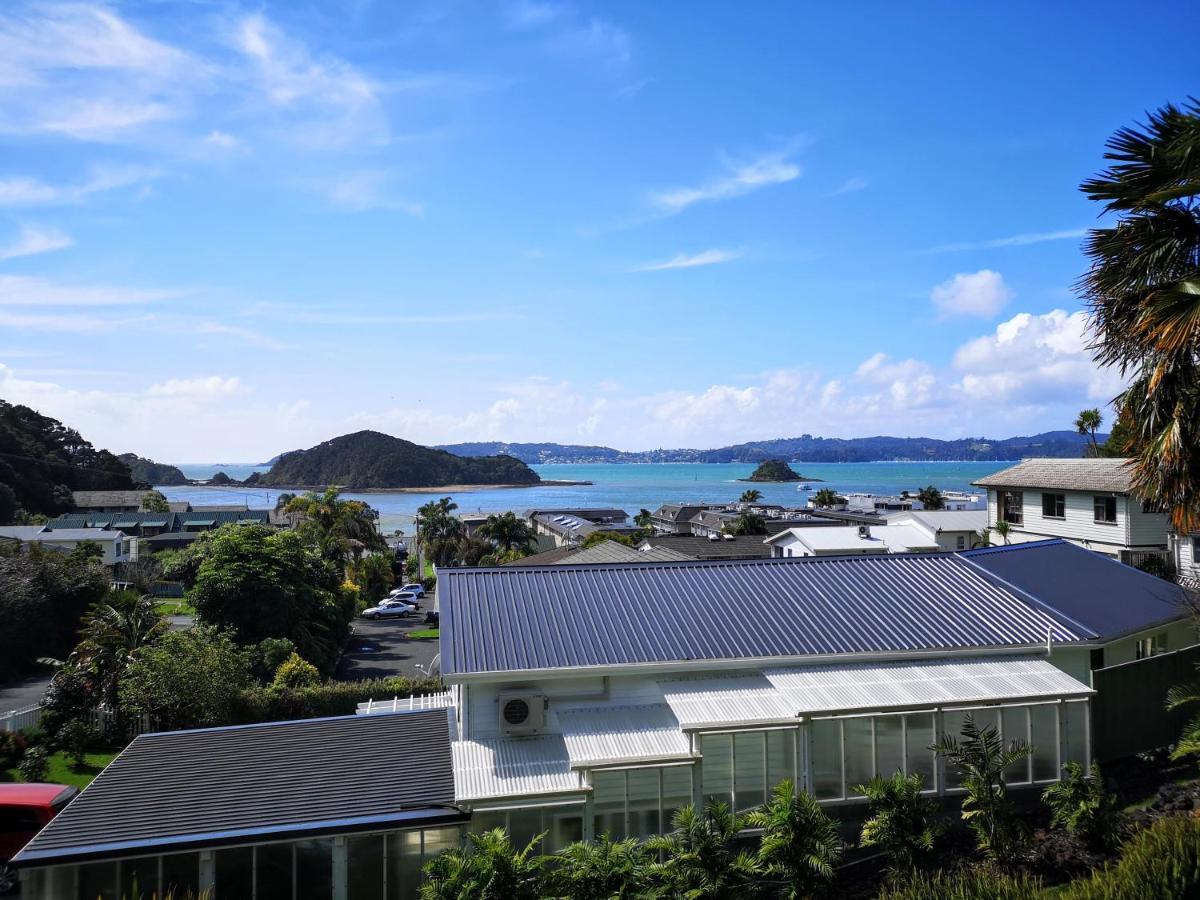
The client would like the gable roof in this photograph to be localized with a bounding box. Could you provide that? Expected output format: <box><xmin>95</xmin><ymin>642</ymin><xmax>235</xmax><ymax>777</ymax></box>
<box><xmin>558</xmin><ymin>540</ymin><xmax>692</xmax><ymax>565</ymax></box>
<box><xmin>961</xmin><ymin>539</ymin><xmax>1191</xmax><ymax>639</ymax></box>
<box><xmin>973</xmin><ymin>458</ymin><xmax>1136</xmax><ymax>493</ymax></box>
<box><xmin>438</xmin><ymin>554</ymin><xmax>1083</xmax><ymax>678</ymax></box>
<box><xmin>888</xmin><ymin>509</ymin><xmax>988</xmax><ymax>534</ymax></box>
<box><xmin>638</xmin><ymin>535</ymin><xmax>774</xmax><ymax>560</ymax></box>
<box><xmin>15</xmin><ymin>709</ymin><xmax>460</xmax><ymax>865</ymax></box>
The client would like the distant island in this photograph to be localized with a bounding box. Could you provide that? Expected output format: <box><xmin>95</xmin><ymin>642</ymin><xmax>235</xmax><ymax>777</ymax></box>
<box><xmin>740</xmin><ymin>460</ymin><xmax>821</xmax><ymax>483</ymax></box>
<box><xmin>252</xmin><ymin>430</ymin><xmax>544</xmax><ymax>490</ymax></box>
<box><xmin>118</xmin><ymin>453</ymin><xmax>189</xmax><ymax>486</ymax></box>
<box><xmin>437</xmin><ymin>430</ymin><xmax>1105</xmax><ymax>465</ymax></box>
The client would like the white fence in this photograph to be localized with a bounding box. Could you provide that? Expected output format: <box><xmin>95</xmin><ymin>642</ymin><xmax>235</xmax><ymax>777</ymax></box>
<box><xmin>356</xmin><ymin>691</ymin><xmax>453</xmax><ymax>716</ymax></box>
<box><xmin>0</xmin><ymin>702</ymin><xmax>43</xmax><ymax>733</ymax></box>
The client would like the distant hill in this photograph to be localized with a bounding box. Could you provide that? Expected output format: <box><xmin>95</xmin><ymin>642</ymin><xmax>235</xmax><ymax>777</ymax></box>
<box><xmin>118</xmin><ymin>453</ymin><xmax>190</xmax><ymax>486</ymax></box>
<box><xmin>439</xmin><ymin>430</ymin><xmax>1104</xmax><ymax>464</ymax></box>
<box><xmin>0</xmin><ymin>399</ymin><xmax>135</xmax><ymax>523</ymax></box>
<box><xmin>258</xmin><ymin>431</ymin><xmax>542</xmax><ymax>489</ymax></box>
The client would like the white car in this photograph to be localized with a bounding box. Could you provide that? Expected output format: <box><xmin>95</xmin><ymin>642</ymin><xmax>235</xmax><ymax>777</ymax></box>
<box><xmin>385</xmin><ymin>590</ymin><xmax>420</xmax><ymax>608</ymax></box>
<box><xmin>398</xmin><ymin>583</ymin><xmax>426</xmax><ymax>598</ymax></box>
<box><xmin>362</xmin><ymin>601</ymin><xmax>416</xmax><ymax>619</ymax></box>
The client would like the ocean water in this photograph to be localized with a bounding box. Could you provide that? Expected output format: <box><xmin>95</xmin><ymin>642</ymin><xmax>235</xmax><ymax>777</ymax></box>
<box><xmin>159</xmin><ymin>461</ymin><xmax>1009</xmax><ymax>534</ymax></box>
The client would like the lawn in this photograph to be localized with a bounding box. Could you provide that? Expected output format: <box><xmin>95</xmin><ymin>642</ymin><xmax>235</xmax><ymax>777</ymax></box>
<box><xmin>407</xmin><ymin>629</ymin><xmax>440</xmax><ymax>640</ymax></box>
<box><xmin>153</xmin><ymin>597</ymin><xmax>196</xmax><ymax>617</ymax></box>
<box><xmin>3</xmin><ymin>749</ymin><xmax>120</xmax><ymax>790</ymax></box>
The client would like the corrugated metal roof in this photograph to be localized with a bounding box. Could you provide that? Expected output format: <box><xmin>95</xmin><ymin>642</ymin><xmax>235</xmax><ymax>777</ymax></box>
<box><xmin>451</xmin><ymin>736</ymin><xmax>581</xmax><ymax>802</ymax></box>
<box><xmin>638</xmin><ymin>535</ymin><xmax>775</xmax><ymax>560</ymax></box>
<box><xmin>764</xmin><ymin>656</ymin><xmax>1091</xmax><ymax>715</ymax></box>
<box><xmin>973</xmin><ymin>458</ymin><xmax>1136</xmax><ymax>492</ymax></box>
<box><xmin>438</xmin><ymin>555</ymin><xmax>1083</xmax><ymax>677</ymax></box>
<box><xmin>962</xmin><ymin>539</ymin><xmax>1189</xmax><ymax>639</ymax></box>
<box><xmin>659</xmin><ymin>674</ymin><xmax>799</xmax><ymax>728</ymax></box>
<box><xmin>557</xmin><ymin>704</ymin><xmax>692</xmax><ymax>766</ymax></box>
<box><xmin>15</xmin><ymin>709</ymin><xmax>458</xmax><ymax>865</ymax></box>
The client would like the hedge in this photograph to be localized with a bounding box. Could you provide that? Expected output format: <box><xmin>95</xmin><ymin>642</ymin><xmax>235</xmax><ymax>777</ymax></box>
<box><xmin>233</xmin><ymin>676</ymin><xmax>444</xmax><ymax>724</ymax></box>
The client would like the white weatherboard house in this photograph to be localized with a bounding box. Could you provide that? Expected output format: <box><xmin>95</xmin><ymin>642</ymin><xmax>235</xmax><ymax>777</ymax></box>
<box><xmin>884</xmin><ymin>509</ymin><xmax>989</xmax><ymax>552</ymax></box>
<box><xmin>763</xmin><ymin>523</ymin><xmax>940</xmax><ymax>557</ymax></box>
<box><xmin>973</xmin><ymin>458</ymin><xmax>1171</xmax><ymax>566</ymax></box>
<box><xmin>16</xmin><ymin>541</ymin><xmax>1193</xmax><ymax>900</ymax></box>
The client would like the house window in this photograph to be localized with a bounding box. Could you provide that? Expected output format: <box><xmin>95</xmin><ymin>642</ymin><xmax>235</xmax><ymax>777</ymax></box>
<box><xmin>998</xmin><ymin>491</ymin><xmax>1023</xmax><ymax>526</ymax></box>
<box><xmin>700</xmin><ymin>731</ymin><xmax>796</xmax><ymax>813</ymax></box>
<box><xmin>955</xmin><ymin>535</ymin><xmax>966</xmax><ymax>550</ymax></box>
<box><xmin>1093</xmin><ymin>496</ymin><xmax>1118</xmax><ymax>524</ymax></box>
<box><xmin>809</xmin><ymin>713</ymin><xmax>936</xmax><ymax>801</ymax></box>
<box><xmin>1042</xmin><ymin>493</ymin><xmax>1066</xmax><ymax>519</ymax></box>
<box><xmin>1191</xmin><ymin>536</ymin><xmax>1200</xmax><ymax>559</ymax></box>
<box><xmin>593</xmin><ymin>766</ymin><xmax>693</xmax><ymax>841</ymax></box>
<box><xmin>1135</xmin><ymin>632</ymin><xmax>1168</xmax><ymax>660</ymax></box>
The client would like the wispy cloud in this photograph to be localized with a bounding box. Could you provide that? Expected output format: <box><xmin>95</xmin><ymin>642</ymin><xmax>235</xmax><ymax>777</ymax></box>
<box><xmin>828</xmin><ymin>176</ymin><xmax>868</xmax><ymax>196</ymax></box>
<box><xmin>0</xmin><ymin>275</ymin><xmax>179</xmax><ymax>306</ymax></box>
<box><xmin>289</xmin><ymin>310</ymin><xmax>520</xmax><ymax>326</ymax></box>
<box><xmin>545</xmin><ymin>18</ymin><xmax>631</xmax><ymax>76</ymax></box>
<box><xmin>924</xmin><ymin>228</ymin><xmax>1086</xmax><ymax>254</ymax></box>
<box><xmin>196</xmin><ymin>322</ymin><xmax>287</xmax><ymax>351</ymax></box>
<box><xmin>503</xmin><ymin>1</ymin><xmax>568</xmax><ymax>30</ymax></box>
<box><xmin>322</xmin><ymin>170</ymin><xmax>423</xmax><ymax>215</ymax></box>
<box><xmin>0</xmin><ymin>311</ymin><xmax>156</xmax><ymax>332</ymax></box>
<box><xmin>0</xmin><ymin>225</ymin><xmax>72</xmax><ymax>261</ymax></box>
<box><xmin>0</xmin><ymin>166</ymin><xmax>160</xmax><ymax>208</ymax></box>
<box><xmin>630</xmin><ymin>249</ymin><xmax>742</xmax><ymax>272</ymax></box>
<box><xmin>651</xmin><ymin>149</ymin><xmax>801</xmax><ymax>215</ymax></box>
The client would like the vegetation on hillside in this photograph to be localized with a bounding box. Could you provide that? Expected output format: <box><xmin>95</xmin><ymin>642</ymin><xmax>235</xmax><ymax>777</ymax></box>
<box><xmin>0</xmin><ymin>399</ymin><xmax>134</xmax><ymax>523</ymax></box>
<box><xmin>258</xmin><ymin>430</ymin><xmax>541</xmax><ymax>489</ymax></box>
<box><xmin>740</xmin><ymin>459</ymin><xmax>804</xmax><ymax>482</ymax></box>
<box><xmin>116</xmin><ymin>453</ymin><xmax>189</xmax><ymax>486</ymax></box>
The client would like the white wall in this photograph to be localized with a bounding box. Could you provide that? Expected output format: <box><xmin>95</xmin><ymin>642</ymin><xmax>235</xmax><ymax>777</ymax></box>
<box><xmin>987</xmin><ymin>488</ymin><xmax>1169</xmax><ymax>554</ymax></box>
<box><xmin>1176</xmin><ymin>534</ymin><xmax>1200</xmax><ymax>580</ymax></box>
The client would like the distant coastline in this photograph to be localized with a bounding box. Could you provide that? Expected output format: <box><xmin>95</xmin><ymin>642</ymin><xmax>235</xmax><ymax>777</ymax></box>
<box><xmin>214</xmin><ymin>479</ymin><xmax>593</xmax><ymax>494</ymax></box>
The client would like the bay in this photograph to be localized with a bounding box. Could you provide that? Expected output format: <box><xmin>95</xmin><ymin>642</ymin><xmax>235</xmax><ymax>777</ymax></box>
<box><xmin>159</xmin><ymin>461</ymin><xmax>1010</xmax><ymax>535</ymax></box>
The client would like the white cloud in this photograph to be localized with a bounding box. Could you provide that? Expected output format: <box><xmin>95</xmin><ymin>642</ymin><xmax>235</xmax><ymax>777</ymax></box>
<box><xmin>321</xmin><ymin>171</ymin><xmax>423</xmax><ymax>215</ymax></box>
<box><xmin>504</xmin><ymin>1</ymin><xmax>568</xmax><ymax>29</ymax></box>
<box><xmin>926</xmin><ymin>228</ymin><xmax>1087</xmax><ymax>254</ymax></box>
<box><xmin>546</xmin><ymin>18</ymin><xmax>631</xmax><ymax>75</ymax></box>
<box><xmin>147</xmin><ymin>376</ymin><xmax>244</xmax><ymax>398</ymax></box>
<box><xmin>0</xmin><ymin>166</ymin><xmax>160</xmax><ymax>208</ymax></box>
<box><xmin>828</xmin><ymin>176</ymin><xmax>868</xmax><ymax>196</ymax></box>
<box><xmin>0</xmin><ymin>275</ymin><xmax>178</xmax><ymax>306</ymax></box>
<box><xmin>630</xmin><ymin>249</ymin><xmax>741</xmax><ymax>272</ymax></box>
<box><xmin>0</xmin><ymin>225</ymin><xmax>72</xmax><ymax>261</ymax></box>
<box><xmin>931</xmin><ymin>269</ymin><xmax>1012</xmax><ymax>318</ymax></box>
<box><xmin>0</xmin><ymin>311</ymin><xmax>155</xmax><ymax>332</ymax></box>
<box><xmin>652</xmin><ymin>150</ymin><xmax>801</xmax><ymax>215</ymax></box>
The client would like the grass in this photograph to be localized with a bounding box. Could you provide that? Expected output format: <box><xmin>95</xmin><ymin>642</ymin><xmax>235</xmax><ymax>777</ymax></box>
<box><xmin>407</xmin><ymin>628</ymin><xmax>440</xmax><ymax>640</ymax></box>
<box><xmin>3</xmin><ymin>749</ymin><xmax>120</xmax><ymax>790</ymax></box>
<box><xmin>154</xmin><ymin>597</ymin><xmax>196</xmax><ymax>617</ymax></box>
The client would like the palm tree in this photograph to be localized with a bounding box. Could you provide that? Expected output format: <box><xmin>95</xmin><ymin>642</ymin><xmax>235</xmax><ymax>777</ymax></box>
<box><xmin>73</xmin><ymin>591</ymin><xmax>169</xmax><ymax>717</ymax></box>
<box><xmin>1166</xmin><ymin>674</ymin><xmax>1200</xmax><ymax>760</ymax></box>
<box><xmin>420</xmin><ymin>829</ymin><xmax>544</xmax><ymax>900</ymax></box>
<box><xmin>1074</xmin><ymin>409</ymin><xmax>1104</xmax><ymax>457</ymax></box>
<box><xmin>726</xmin><ymin>512</ymin><xmax>768</xmax><ymax>536</ymax></box>
<box><xmin>991</xmin><ymin>521</ymin><xmax>1012</xmax><ymax>545</ymax></box>
<box><xmin>744</xmin><ymin>781</ymin><xmax>842</xmax><ymax>899</ymax></box>
<box><xmin>1081</xmin><ymin>99</ymin><xmax>1200</xmax><ymax>531</ymax></box>
<box><xmin>812</xmin><ymin>488</ymin><xmax>843</xmax><ymax>509</ymax></box>
<box><xmin>740</xmin><ymin>489</ymin><xmax>763</xmax><ymax>504</ymax></box>
<box><xmin>477</xmin><ymin>511</ymin><xmax>535</xmax><ymax>555</ymax></box>
<box><xmin>633</xmin><ymin>508</ymin><xmax>654</xmax><ymax>531</ymax></box>
<box><xmin>916</xmin><ymin>485</ymin><xmax>945</xmax><ymax>511</ymax></box>
<box><xmin>549</xmin><ymin>836</ymin><xmax>648</xmax><ymax>900</ymax></box>
<box><xmin>855</xmin><ymin>772</ymin><xmax>941</xmax><ymax>875</ymax></box>
<box><xmin>643</xmin><ymin>802</ymin><xmax>762</xmax><ymax>899</ymax></box>
<box><xmin>932</xmin><ymin>713</ymin><xmax>1032</xmax><ymax>862</ymax></box>
<box><xmin>416</xmin><ymin>497</ymin><xmax>465</xmax><ymax>567</ymax></box>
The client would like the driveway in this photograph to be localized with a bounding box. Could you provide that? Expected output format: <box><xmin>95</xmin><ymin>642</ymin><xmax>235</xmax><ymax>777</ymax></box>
<box><xmin>0</xmin><ymin>672</ymin><xmax>53</xmax><ymax>714</ymax></box>
<box><xmin>336</xmin><ymin>615</ymin><xmax>440</xmax><ymax>681</ymax></box>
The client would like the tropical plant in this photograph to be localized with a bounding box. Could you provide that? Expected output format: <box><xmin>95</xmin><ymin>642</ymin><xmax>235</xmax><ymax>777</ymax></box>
<box><xmin>812</xmin><ymin>488</ymin><xmax>843</xmax><ymax>508</ymax></box>
<box><xmin>580</xmin><ymin>531</ymin><xmax>638</xmax><ymax>549</ymax></box>
<box><xmin>740</xmin><ymin>489</ymin><xmax>764</xmax><ymax>503</ymax></box>
<box><xmin>1080</xmin><ymin>99</ymin><xmax>1200</xmax><ymax>532</ymax></box>
<box><xmin>72</xmin><ymin>590</ymin><xmax>170</xmax><ymax>718</ymax></box>
<box><xmin>643</xmin><ymin>801</ymin><xmax>762</xmax><ymax>899</ymax></box>
<box><xmin>416</xmin><ymin>497</ymin><xmax>466</xmax><ymax>567</ymax></box>
<box><xmin>991</xmin><ymin>521</ymin><xmax>1012</xmax><ymax>545</ymax></box>
<box><xmin>916</xmin><ymin>485</ymin><xmax>945</xmax><ymax>511</ymax></box>
<box><xmin>744</xmin><ymin>781</ymin><xmax>842</xmax><ymax>898</ymax></box>
<box><xmin>855</xmin><ymin>771</ymin><xmax>941</xmax><ymax>874</ymax></box>
<box><xmin>1165</xmin><ymin>668</ymin><xmax>1200</xmax><ymax>761</ymax></box>
<box><xmin>477</xmin><ymin>511</ymin><xmax>537</xmax><ymax>555</ymax></box>
<box><xmin>877</xmin><ymin>868</ymin><xmax>1042</xmax><ymax>900</ymax></box>
<box><xmin>347</xmin><ymin>552</ymin><xmax>394</xmax><ymax>605</ymax></box>
<box><xmin>1041</xmin><ymin>761</ymin><xmax>1123</xmax><ymax>851</ymax></box>
<box><xmin>634</xmin><ymin>508</ymin><xmax>654</xmax><ymax>531</ymax></box>
<box><xmin>1062</xmin><ymin>814</ymin><xmax>1200</xmax><ymax>899</ymax></box>
<box><xmin>932</xmin><ymin>713</ymin><xmax>1032</xmax><ymax>863</ymax></box>
<box><xmin>547</xmin><ymin>835</ymin><xmax>649</xmax><ymax>900</ymax></box>
<box><xmin>420</xmin><ymin>828</ymin><xmax>545</xmax><ymax>900</ymax></box>
<box><xmin>284</xmin><ymin>488</ymin><xmax>386</xmax><ymax>569</ymax></box>
<box><xmin>1074</xmin><ymin>409</ymin><xmax>1104</xmax><ymax>457</ymax></box>
<box><xmin>726</xmin><ymin>512</ymin><xmax>768</xmax><ymax>536</ymax></box>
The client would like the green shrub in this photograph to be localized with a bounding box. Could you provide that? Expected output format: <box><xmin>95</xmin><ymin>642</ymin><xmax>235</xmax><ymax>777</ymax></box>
<box><xmin>1062</xmin><ymin>814</ymin><xmax>1200</xmax><ymax>899</ymax></box>
<box><xmin>0</xmin><ymin>730</ymin><xmax>25</xmax><ymax>769</ymax></box>
<box><xmin>877</xmin><ymin>868</ymin><xmax>1042</xmax><ymax>899</ymax></box>
<box><xmin>18</xmin><ymin>745</ymin><xmax>49</xmax><ymax>782</ymax></box>
<box><xmin>856</xmin><ymin>771</ymin><xmax>942</xmax><ymax>873</ymax></box>
<box><xmin>56</xmin><ymin>719</ymin><xmax>100</xmax><ymax>767</ymax></box>
<box><xmin>1042</xmin><ymin>762</ymin><xmax>1123</xmax><ymax>850</ymax></box>
<box><xmin>271</xmin><ymin>652</ymin><xmax>321</xmax><ymax>691</ymax></box>
<box><xmin>234</xmin><ymin>676</ymin><xmax>444</xmax><ymax>724</ymax></box>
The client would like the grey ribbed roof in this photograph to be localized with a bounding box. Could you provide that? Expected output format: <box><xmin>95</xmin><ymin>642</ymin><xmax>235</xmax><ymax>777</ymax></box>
<box><xmin>973</xmin><ymin>458</ymin><xmax>1136</xmax><ymax>492</ymax></box>
<box><xmin>638</xmin><ymin>535</ymin><xmax>775</xmax><ymax>560</ymax></box>
<box><xmin>15</xmin><ymin>709</ymin><xmax>458</xmax><ymax>865</ymax></box>
<box><xmin>558</xmin><ymin>540</ymin><xmax>692</xmax><ymax>565</ymax></box>
<box><xmin>438</xmin><ymin>555</ymin><xmax>1084</xmax><ymax>677</ymax></box>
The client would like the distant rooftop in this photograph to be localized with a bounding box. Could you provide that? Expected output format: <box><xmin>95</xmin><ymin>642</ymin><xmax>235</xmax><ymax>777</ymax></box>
<box><xmin>973</xmin><ymin>458</ymin><xmax>1136</xmax><ymax>493</ymax></box>
<box><xmin>887</xmin><ymin>509</ymin><xmax>988</xmax><ymax>533</ymax></box>
<box><xmin>71</xmin><ymin>490</ymin><xmax>152</xmax><ymax>509</ymax></box>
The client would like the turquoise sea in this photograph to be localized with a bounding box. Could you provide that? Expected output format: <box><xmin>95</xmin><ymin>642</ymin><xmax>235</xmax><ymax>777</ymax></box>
<box><xmin>162</xmin><ymin>461</ymin><xmax>1009</xmax><ymax>534</ymax></box>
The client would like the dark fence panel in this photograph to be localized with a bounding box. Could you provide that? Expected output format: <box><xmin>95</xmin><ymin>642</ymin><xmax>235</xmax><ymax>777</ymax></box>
<box><xmin>1092</xmin><ymin>643</ymin><xmax>1200</xmax><ymax>763</ymax></box>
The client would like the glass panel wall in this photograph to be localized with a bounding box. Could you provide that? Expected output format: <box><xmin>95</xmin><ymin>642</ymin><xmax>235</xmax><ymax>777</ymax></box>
<box><xmin>904</xmin><ymin>714</ymin><xmax>936</xmax><ymax>788</ymax></box>
<box><xmin>874</xmin><ymin>715</ymin><xmax>904</xmax><ymax>780</ymax></box>
<box><xmin>1030</xmin><ymin>704</ymin><xmax>1060</xmax><ymax>781</ymax></box>
<box><xmin>348</xmin><ymin>834</ymin><xmax>385</xmax><ymax>900</ymax></box>
<box><xmin>472</xmin><ymin>805</ymin><xmax>583</xmax><ymax>854</ymax></box>
<box><xmin>843</xmin><ymin>717</ymin><xmax>874</xmax><ymax>790</ymax></box>
<box><xmin>810</xmin><ymin>719</ymin><xmax>842</xmax><ymax>800</ymax></box>
<box><xmin>700</xmin><ymin>730</ymin><xmax>798</xmax><ymax>812</ymax></box>
<box><xmin>733</xmin><ymin>732</ymin><xmax>767</xmax><ymax>812</ymax></box>
<box><xmin>591</xmin><ymin>766</ymin><xmax>694</xmax><ymax>841</ymax></box>
<box><xmin>699</xmin><ymin>732</ymin><xmax>733</xmax><ymax>807</ymax></box>
<box><xmin>766</xmin><ymin>729</ymin><xmax>797</xmax><ymax>792</ymax></box>
<box><xmin>160</xmin><ymin>852</ymin><xmax>199</xmax><ymax>898</ymax></box>
<box><xmin>1062</xmin><ymin>701</ymin><xmax>1089</xmax><ymax>768</ymax></box>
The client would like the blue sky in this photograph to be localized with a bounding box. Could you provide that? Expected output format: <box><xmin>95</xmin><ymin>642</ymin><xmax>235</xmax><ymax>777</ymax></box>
<box><xmin>0</xmin><ymin>1</ymin><xmax>1194</xmax><ymax>461</ymax></box>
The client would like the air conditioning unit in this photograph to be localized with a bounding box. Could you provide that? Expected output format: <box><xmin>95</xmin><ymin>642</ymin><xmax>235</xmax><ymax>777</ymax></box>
<box><xmin>498</xmin><ymin>691</ymin><xmax>546</xmax><ymax>736</ymax></box>
<box><xmin>858</xmin><ymin>525</ymin><xmax>871</xmax><ymax>539</ymax></box>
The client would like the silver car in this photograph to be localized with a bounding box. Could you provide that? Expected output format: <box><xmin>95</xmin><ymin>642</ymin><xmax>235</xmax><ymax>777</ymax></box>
<box><xmin>362</xmin><ymin>601</ymin><xmax>416</xmax><ymax>619</ymax></box>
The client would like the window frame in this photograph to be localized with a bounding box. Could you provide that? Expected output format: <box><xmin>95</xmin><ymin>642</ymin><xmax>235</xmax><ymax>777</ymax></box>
<box><xmin>998</xmin><ymin>490</ymin><xmax>1024</xmax><ymax>526</ymax></box>
<box><xmin>1093</xmin><ymin>495</ymin><xmax>1118</xmax><ymax>525</ymax></box>
<box><xmin>1041</xmin><ymin>492</ymin><xmax>1066</xmax><ymax>520</ymax></box>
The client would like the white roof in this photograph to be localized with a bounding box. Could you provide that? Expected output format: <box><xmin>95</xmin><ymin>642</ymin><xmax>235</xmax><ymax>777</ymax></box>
<box><xmin>658</xmin><ymin>674</ymin><xmax>799</xmax><ymax>728</ymax></box>
<box><xmin>30</xmin><ymin>528</ymin><xmax>125</xmax><ymax>542</ymax></box>
<box><xmin>767</xmin><ymin>524</ymin><xmax>939</xmax><ymax>553</ymax></box>
<box><xmin>452</xmin><ymin>735</ymin><xmax>581</xmax><ymax>802</ymax></box>
<box><xmin>764</xmin><ymin>656</ymin><xmax>1092</xmax><ymax>716</ymax></box>
<box><xmin>557</xmin><ymin>704</ymin><xmax>692</xmax><ymax>767</ymax></box>
<box><xmin>887</xmin><ymin>509</ymin><xmax>988</xmax><ymax>534</ymax></box>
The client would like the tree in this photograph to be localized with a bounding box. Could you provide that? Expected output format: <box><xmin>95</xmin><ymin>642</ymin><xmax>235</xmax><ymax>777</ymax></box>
<box><xmin>420</xmin><ymin>829</ymin><xmax>544</xmax><ymax>900</ymax></box>
<box><xmin>991</xmin><ymin>521</ymin><xmax>1012</xmax><ymax>545</ymax></box>
<box><xmin>580</xmin><ymin>531</ymin><xmax>638</xmax><ymax>549</ymax></box>
<box><xmin>71</xmin><ymin>591</ymin><xmax>169</xmax><ymax>719</ymax></box>
<box><xmin>634</xmin><ymin>508</ymin><xmax>654</xmax><ymax>531</ymax></box>
<box><xmin>1166</xmin><ymin>671</ymin><xmax>1200</xmax><ymax>761</ymax></box>
<box><xmin>812</xmin><ymin>488</ymin><xmax>844</xmax><ymax>508</ymax></box>
<box><xmin>142</xmin><ymin>490</ymin><xmax>170</xmax><ymax>513</ymax></box>
<box><xmin>916</xmin><ymin>485</ymin><xmax>945</xmax><ymax>511</ymax></box>
<box><xmin>1074</xmin><ymin>409</ymin><xmax>1104</xmax><ymax>457</ymax></box>
<box><xmin>1080</xmin><ymin>99</ymin><xmax>1200</xmax><ymax>532</ymax></box>
<box><xmin>477</xmin><ymin>512</ymin><xmax>536</xmax><ymax>555</ymax></box>
<box><xmin>284</xmin><ymin>488</ymin><xmax>386</xmax><ymax>570</ymax></box>
<box><xmin>1041</xmin><ymin>761</ymin><xmax>1123</xmax><ymax>851</ymax></box>
<box><xmin>548</xmin><ymin>836</ymin><xmax>649</xmax><ymax>900</ymax></box>
<box><xmin>744</xmin><ymin>781</ymin><xmax>842</xmax><ymax>898</ymax></box>
<box><xmin>644</xmin><ymin>802</ymin><xmax>762</xmax><ymax>899</ymax></box>
<box><xmin>740</xmin><ymin>489</ymin><xmax>763</xmax><ymax>503</ymax></box>
<box><xmin>271</xmin><ymin>651</ymin><xmax>321</xmax><ymax>690</ymax></box>
<box><xmin>417</xmin><ymin>497</ymin><xmax>465</xmax><ymax>567</ymax></box>
<box><xmin>726</xmin><ymin>512</ymin><xmax>768</xmax><ymax>536</ymax></box>
<box><xmin>192</xmin><ymin>525</ymin><xmax>351</xmax><ymax>674</ymax></box>
<box><xmin>932</xmin><ymin>713</ymin><xmax>1032</xmax><ymax>862</ymax></box>
<box><xmin>119</xmin><ymin>626</ymin><xmax>250</xmax><ymax>731</ymax></box>
<box><xmin>348</xmin><ymin>553</ymin><xmax>394</xmax><ymax>605</ymax></box>
<box><xmin>855</xmin><ymin>772</ymin><xmax>941</xmax><ymax>875</ymax></box>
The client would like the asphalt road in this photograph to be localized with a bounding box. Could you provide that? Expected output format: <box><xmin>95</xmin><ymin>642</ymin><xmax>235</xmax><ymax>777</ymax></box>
<box><xmin>336</xmin><ymin>615</ymin><xmax>440</xmax><ymax>681</ymax></box>
<box><xmin>0</xmin><ymin>673</ymin><xmax>52</xmax><ymax>714</ymax></box>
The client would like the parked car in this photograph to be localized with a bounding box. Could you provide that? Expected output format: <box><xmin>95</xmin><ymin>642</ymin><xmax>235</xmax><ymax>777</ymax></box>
<box><xmin>0</xmin><ymin>783</ymin><xmax>77</xmax><ymax>895</ymax></box>
<box><xmin>398</xmin><ymin>583</ymin><xmax>426</xmax><ymax>598</ymax></box>
<box><xmin>362</xmin><ymin>602</ymin><xmax>416</xmax><ymax>619</ymax></box>
<box><xmin>385</xmin><ymin>591</ymin><xmax>420</xmax><ymax>608</ymax></box>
